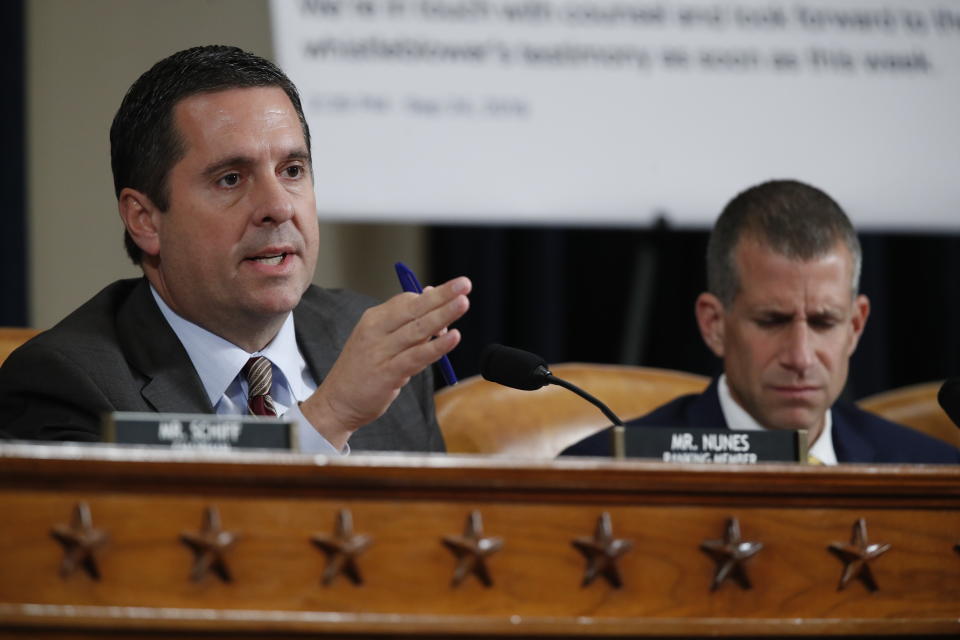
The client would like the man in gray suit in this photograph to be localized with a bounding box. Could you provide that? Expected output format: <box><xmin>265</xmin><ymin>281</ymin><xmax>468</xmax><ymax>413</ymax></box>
<box><xmin>0</xmin><ymin>46</ymin><xmax>470</xmax><ymax>453</ymax></box>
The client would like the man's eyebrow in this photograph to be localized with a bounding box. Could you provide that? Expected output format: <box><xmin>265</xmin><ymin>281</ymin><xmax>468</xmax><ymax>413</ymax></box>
<box><xmin>201</xmin><ymin>150</ymin><xmax>311</xmax><ymax>179</ymax></box>
<box><xmin>202</xmin><ymin>156</ymin><xmax>254</xmax><ymax>179</ymax></box>
<box><xmin>752</xmin><ymin>307</ymin><xmax>792</xmax><ymax>317</ymax></box>
<box><xmin>755</xmin><ymin>311</ymin><xmax>793</xmax><ymax>321</ymax></box>
<box><xmin>809</xmin><ymin>309</ymin><xmax>843</xmax><ymax>320</ymax></box>
<box><xmin>285</xmin><ymin>150</ymin><xmax>311</xmax><ymax>162</ymax></box>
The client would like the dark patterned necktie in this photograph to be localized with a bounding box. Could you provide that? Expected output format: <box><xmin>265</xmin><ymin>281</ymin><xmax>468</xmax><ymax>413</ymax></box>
<box><xmin>242</xmin><ymin>356</ymin><xmax>277</xmax><ymax>417</ymax></box>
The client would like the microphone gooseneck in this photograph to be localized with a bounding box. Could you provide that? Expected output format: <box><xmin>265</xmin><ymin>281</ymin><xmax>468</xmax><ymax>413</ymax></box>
<box><xmin>545</xmin><ymin>374</ymin><xmax>624</xmax><ymax>426</ymax></box>
<box><xmin>479</xmin><ymin>343</ymin><xmax>625</xmax><ymax>427</ymax></box>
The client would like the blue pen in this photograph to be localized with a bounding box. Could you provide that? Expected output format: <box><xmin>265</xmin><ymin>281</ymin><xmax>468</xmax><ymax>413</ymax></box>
<box><xmin>394</xmin><ymin>262</ymin><xmax>459</xmax><ymax>386</ymax></box>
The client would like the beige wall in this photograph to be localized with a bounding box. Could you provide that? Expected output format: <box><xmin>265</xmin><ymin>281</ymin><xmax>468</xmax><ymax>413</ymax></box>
<box><xmin>27</xmin><ymin>0</ymin><xmax>425</xmax><ymax>329</ymax></box>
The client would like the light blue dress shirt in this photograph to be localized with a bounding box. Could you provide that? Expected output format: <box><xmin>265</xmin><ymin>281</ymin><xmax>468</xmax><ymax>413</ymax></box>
<box><xmin>150</xmin><ymin>287</ymin><xmax>344</xmax><ymax>455</ymax></box>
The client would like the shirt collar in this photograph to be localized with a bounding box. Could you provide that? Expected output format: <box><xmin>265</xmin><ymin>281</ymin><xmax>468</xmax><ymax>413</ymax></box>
<box><xmin>150</xmin><ymin>286</ymin><xmax>306</xmax><ymax>405</ymax></box>
<box><xmin>717</xmin><ymin>374</ymin><xmax>766</xmax><ymax>432</ymax></box>
<box><xmin>717</xmin><ymin>374</ymin><xmax>836</xmax><ymax>463</ymax></box>
<box><xmin>808</xmin><ymin>409</ymin><xmax>837</xmax><ymax>464</ymax></box>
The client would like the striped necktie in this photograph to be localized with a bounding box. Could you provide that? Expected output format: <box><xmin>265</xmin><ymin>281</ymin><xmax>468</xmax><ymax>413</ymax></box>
<box><xmin>242</xmin><ymin>356</ymin><xmax>277</xmax><ymax>417</ymax></box>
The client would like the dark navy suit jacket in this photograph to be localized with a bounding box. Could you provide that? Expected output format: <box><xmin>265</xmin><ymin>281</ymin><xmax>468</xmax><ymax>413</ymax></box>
<box><xmin>562</xmin><ymin>379</ymin><xmax>960</xmax><ymax>464</ymax></box>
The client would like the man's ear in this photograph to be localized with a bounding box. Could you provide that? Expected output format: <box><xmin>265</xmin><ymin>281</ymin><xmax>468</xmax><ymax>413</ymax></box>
<box><xmin>118</xmin><ymin>187</ymin><xmax>162</xmax><ymax>257</ymax></box>
<box><xmin>695</xmin><ymin>292</ymin><xmax>726</xmax><ymax>358</ymax></box>
<box><xmin>847</xmin><ymin>293</ymin><xmax>871</xmax><ymax>355</ymax></box>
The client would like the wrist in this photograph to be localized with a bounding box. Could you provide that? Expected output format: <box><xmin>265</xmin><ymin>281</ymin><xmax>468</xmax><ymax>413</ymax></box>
<box><xmin>298</xmin><ymin>391</ymin><xmax>356</xmax><ymax>452</ymax></box>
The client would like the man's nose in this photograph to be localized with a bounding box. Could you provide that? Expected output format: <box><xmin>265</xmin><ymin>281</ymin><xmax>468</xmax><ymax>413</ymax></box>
<box><xmin>252</xmin><ymin>174</ymin><xmax>295</xmax><ymax>225</ymax></box>
<box><xmin>780</xmin><ymin>322</ymin><xmax>815</xmax><ymax>373</ymax></box>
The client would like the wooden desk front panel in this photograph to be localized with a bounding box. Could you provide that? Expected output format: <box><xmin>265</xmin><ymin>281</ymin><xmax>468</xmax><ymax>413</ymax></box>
<box><xmin>0</xmin><ymin>444</ymin><xmax>957</xmax><ymax>636</ymax></box>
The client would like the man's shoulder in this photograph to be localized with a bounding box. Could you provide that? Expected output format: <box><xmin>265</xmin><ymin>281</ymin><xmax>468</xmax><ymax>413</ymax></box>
<box><xmin>2</xmin><ymin>277</ymin><xmax>166</xmax><ymax>386</ymax></box>
<box><xmin>22</xmin><ymin>279</ymin><xmax>146</xmax><ymax>351</ymax></box>
<box><xmin>297</xmin><ymin>285</ymin><xmax>378</xmax><ymax>317</ymax></box>
<box><xmin>833</xmin><ymin>402</ymin><xmax>904</xmax><ymax>431</ymax></box>
<box><xmin>832</xmin><ymin>401</ymin><xmax>960</xmax><ymax>464</ymax></box>
<box><xmin>293</xmin><ymin>285</ymin><xmax>380</xmax><ymax>343</ymax></box>
<box><xmin>629</xmin><ymin>391</ymin><xmax>710</xmax><ymax>428</ymax></box>
<box><xmin>0</xmin><ymin>278</ymin><xmax>166</xmax><ymax>441</ymax></box>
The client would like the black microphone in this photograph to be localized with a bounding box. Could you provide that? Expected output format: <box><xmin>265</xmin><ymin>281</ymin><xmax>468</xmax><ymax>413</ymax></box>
<box><xmin>479</xmin><ymin>344</ymin><xmax>625</xmax><ymax>431</ymax></box>
<box><xmin>479</xmin><ymin>343</ymin><xmax>551</xmax><ymax>391</ymax></box>
<box><xmin>937</xmin><ymin>378</ymin><xmax>960</xmax><ymax>428</ymax></box>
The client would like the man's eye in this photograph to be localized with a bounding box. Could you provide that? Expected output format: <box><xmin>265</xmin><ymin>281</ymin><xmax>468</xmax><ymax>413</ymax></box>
<box><xmin>284</xmin><ymin>165</ymin><xmax>303</xmax><ymax>178</ymax></box>
<box><xmin>219</xmin><ymin>173</ymin><xmax>241</xmax><ymax>187</ymax></box>
<box><xmin>756</xmin><ymin>317</ymin><xmax>787</xmax><ymax>328</ymax></box>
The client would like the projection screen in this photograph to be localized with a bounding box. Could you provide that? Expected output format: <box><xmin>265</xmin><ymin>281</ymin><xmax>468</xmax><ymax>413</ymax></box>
<box><xmin>271</xmin><ymin>0</ymin><xmax>960</xmax><ymax>229</ymax></box>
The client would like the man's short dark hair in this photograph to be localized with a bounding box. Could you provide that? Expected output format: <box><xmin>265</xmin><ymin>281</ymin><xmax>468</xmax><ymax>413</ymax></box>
<box><xmin>110</xmin><ymin>45</ymin><xmax>311</xmax><ymax>264</ymax></box>
<box><xmin>706</xmin><ymin>179</ymin><xmax>862</xmax><ymax>306</ymax></box>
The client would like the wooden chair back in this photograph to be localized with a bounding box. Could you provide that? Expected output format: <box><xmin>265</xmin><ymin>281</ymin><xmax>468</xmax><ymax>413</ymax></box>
<box><xmin>0</xmin><ymin>327</ymin><xmax>41</xmax><ymax>366</ymax></box>
<box><xmin>857</xmin><ymin>381</ymin><xmax>960</xmax><ymax>449</ymax></box>
<box><xmin>435</xmin><ymin>363</ymin><xmax>709</xmax><ymax>458</ymax></box>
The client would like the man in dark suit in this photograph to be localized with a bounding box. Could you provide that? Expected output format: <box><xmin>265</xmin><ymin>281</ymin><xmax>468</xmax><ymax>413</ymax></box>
<box><xmin>0</xmin><ymin>46</ymin><xmax>470</xmax><ymax>453</ymax></box>
<box><xmin>565</xmin><ymin>180</ymin><xmax>959</xmax><ymax>464</ymax></box>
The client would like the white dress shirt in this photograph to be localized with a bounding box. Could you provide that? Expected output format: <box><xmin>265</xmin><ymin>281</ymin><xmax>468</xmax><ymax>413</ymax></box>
<box><xmin>717</xmin><ymin>374</ymin><xmax>837</xmax><ymax>465</ymax></box>
<box><xmin>150</xmin><ymin>287</ymin><xmax>345</xmax><ymax>455</ymax></box>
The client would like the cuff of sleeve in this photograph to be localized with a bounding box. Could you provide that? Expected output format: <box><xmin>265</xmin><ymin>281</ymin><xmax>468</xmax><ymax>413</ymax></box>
<box><xmin>284</xmin><ymin>403</ymin><xmax>350</xmax><ymax>456</ymax></box>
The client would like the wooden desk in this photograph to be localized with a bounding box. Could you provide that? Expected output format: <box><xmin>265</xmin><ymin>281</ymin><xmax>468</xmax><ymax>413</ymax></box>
<box><xmin>0</xmin><ymin>443</ymin><xmax>957</xmax><ymax>637</ymax></box>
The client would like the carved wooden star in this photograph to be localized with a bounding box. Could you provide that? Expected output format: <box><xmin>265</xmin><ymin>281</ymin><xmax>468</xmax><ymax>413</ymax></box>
<box><xmin>442</xmin><ymin>510</ymin><xmax>503</xmax><ymax>587</ymax></box>
<box><xmin>50</xmin><ymin>502</ymin><xmax>108</xmax><ymax>580</ymax></box>
<box><xmin>180</xmin><ymin>506</ymin><xmax>238</xmax><ymax>583</ymax></box>
<box><xmin>828</xmin><ymin>518</ymin><xmax>891</xmax><ymax>591</ymax></box>
<box><xmin>311</xmin><ymin>509</ymin><xmax>373</xmax><ymax>586</ymax></box>
<box><xmin>572</xmin><ymin>512</ymin><xmax>633</xmax><ymax>588</ymax></box>
<box><xmin>700</xmin><ymin>517</ymin><xmax>763</xmax><ymax>591</ymax></box>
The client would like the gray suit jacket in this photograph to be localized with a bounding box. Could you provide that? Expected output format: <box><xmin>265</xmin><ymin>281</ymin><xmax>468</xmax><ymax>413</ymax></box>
<box><xmin>0</xmin><ymin>278</ymin><xmax>445</xmax><ymax>452</ymax></box>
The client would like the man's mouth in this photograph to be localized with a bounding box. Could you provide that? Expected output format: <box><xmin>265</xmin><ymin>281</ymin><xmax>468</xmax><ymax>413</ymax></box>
<box><xmin>246</xmin><ymin>253</ymin><xmax>287</xmax><ymax>266</ymax></box>
<box><xmin>770</xmin><ymin>385</ymin><xmax>821</xmax><ymax>397</ymax></box>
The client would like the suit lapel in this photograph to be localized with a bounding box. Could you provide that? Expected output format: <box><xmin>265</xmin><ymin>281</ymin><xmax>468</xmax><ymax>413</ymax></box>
<box><xmin>292</xmin><ymin>289</ymin><xmax>341</xmax><ymax>385</ymax></box>
<box><xmin>686</xmin><ymin>379</ymin><xmax>729</xmax><ymax>429</ymax></box>
<box><xmin>116</xmin><ymin>279</ymin><xmax>214</xmax><ymax>413</ymax></box>
<box><xmin>830</xmin><ymin>408</ymin><xmax>876</xmax><ymax>463</ymax></box>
